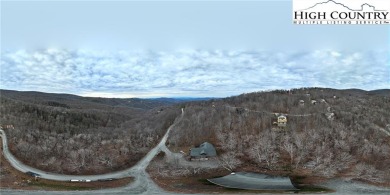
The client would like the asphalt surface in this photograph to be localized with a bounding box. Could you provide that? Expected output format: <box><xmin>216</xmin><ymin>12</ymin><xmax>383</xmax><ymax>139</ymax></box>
<box><xmin>208</xmin><ymin>172</ymin><xmax>298</xmax><ymax>191</ymax></box>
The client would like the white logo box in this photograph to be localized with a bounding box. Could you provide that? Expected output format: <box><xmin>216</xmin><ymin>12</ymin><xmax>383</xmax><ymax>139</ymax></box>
<box><xmin>293</xmin><ymin>0</ymin><xmax>390</xmax><ymax>24</ymax></box>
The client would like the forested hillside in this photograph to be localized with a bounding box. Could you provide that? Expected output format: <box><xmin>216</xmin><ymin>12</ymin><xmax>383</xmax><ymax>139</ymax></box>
<box><xmin>0</xmin><ymin>89</ymin><xmax>182</xmax><ymax>110</ymax></box>
<box><xmin>1</xmin><ymin>88</ymin><xmax>389</xmax><ymax>183</ymax></box>
<box><xmin>168</xmin><ymin>88</ymin><xmax>390</xmax><ymax>183</ymax></box>
<box><xmin>0</xmin><ymin>90</ymin><xmax>181</xmax><ymax>174</ymax></box>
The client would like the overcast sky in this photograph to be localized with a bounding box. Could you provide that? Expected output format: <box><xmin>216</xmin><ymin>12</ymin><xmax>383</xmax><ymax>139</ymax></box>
<box><xmin>1</xmin><ymin>0</ymin><xmax>389</xmax><ymax>97</ymax></box>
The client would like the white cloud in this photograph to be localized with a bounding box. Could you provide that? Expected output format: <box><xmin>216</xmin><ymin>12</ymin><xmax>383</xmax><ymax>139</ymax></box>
<box><xmin>0</xmin><ymin>49</ymin><xmax>388</xmax><ymax>97</ymax></box>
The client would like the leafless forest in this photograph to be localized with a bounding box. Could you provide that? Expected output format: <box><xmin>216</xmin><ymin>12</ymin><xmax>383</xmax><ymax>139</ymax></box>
<box><xmin>0</xmin><ymin>90</ymin><xmax>180</xmax><ymax>174</ymax></box>
<box><xmin>168</xmin><ymin>88</ymin><xmax>390</xmax><ymax>183</ymax></box>
<box><xmin>1</xmin><ymin>88</ymin><xmax>389</xmax><ymax>184</ymax></box>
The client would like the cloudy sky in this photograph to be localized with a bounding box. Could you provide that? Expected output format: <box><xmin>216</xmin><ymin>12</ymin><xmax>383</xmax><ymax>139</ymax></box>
<box><xmin>1</xmin><ymin>0</ymin><xmax>389</xmax><ymax>97</ymax></box>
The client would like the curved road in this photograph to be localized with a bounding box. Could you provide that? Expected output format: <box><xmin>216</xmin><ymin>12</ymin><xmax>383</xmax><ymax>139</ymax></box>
<box><xmin>0</xmin><ymin>108</ymin><xmax>185</xmax><ymax>182</ymax></box>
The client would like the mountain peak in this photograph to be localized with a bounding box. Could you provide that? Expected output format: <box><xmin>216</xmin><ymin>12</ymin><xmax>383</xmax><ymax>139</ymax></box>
<box><xmin>300</xmin><ymin>0</ymin><xmax>354</xmax><ymax>11</ymax></box>
<box><xmin>361</xmin><ymin>3</ymin><xmax>376</xmax><ymax>11</ymax></box>
<box><xmin>300</xmin><ymin>0</ymin><xmax>384</xmax><ymax>11</ymax></box>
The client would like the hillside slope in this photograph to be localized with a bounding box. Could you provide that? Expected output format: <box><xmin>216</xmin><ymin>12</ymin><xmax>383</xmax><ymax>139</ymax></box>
<box><xmin>1</xmin><ymin>88</ymin><xmax>389</xmax><ymax>182</ymax></box>
<box><xmin>0</xmin><ymin>89</ymin><xmax>181</xmax><ymax>174</ymax></box>
<box><xmin>168</xmin><ymin>88</ymin><xmax>390</xmax><ymax>183</ymax></box>
<box><xmin>0</xmin><ymin>89</ymin><xmax>182</xmax><ymax>110</ymax></box>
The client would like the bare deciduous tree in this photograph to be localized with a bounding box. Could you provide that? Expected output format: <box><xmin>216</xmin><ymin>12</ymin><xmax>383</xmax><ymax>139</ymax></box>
<box><xmin>218</xmin><ymin>151</ymin><xmax>241</xmax><ymax>172</ymax></box>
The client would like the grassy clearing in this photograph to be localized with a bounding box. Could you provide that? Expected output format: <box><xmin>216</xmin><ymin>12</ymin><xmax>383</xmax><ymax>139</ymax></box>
<box><xmin>197</xmin><ymin>178</ymin><xmax>216</xmax><ymax>185</ymax></box>
<box><xmin>290</xmin><ymin>175</ymin><xmax>334</xmax><ymax>193</ymax></box>
<box><xmin>28</xmin><ymin>181</ymin><xmax>94</xmax><ymax>191</ymax></box>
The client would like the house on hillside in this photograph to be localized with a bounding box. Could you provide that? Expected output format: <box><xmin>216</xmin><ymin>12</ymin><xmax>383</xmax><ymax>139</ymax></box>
<box><xmin>277</xmin><ymin>115</ymin><xmax>287</xmax><ymax>127</ymax></box>
<box><xmin>190</xmin><ymin>142</ymin><xmax>217</xmax><ymax>161</ymax></box>
<box><xmin>311</xmin><ymin>100</ymin><xmax>317</xmax><ymax>105</ymax></box>
<box><xmin>299</xmin><ymin>100</ymin><xmax>305</xmax><ymax>106</ymax></box>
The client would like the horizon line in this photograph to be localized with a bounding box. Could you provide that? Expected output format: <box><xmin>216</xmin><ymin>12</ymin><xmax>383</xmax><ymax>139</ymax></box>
<box><xmin>1</xmin><ymin>87</ymin><xmax>389</xmax><ymax>99</ymax></box>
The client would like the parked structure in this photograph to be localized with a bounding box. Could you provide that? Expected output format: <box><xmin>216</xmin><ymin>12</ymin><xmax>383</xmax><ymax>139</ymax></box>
<box><xmin>190</xmin><ymin>142</ymin><xmax>217</xmax><ymax>161</ymax></box>
<box><xmin>311</xmin><ymin>100</ymin><xmax>317</xmax><ymax>105</ymax></box>
<box><xmin>299</xmin><ymin>100</ymin><xmax>305</xmax><ymax>106</ymax></box>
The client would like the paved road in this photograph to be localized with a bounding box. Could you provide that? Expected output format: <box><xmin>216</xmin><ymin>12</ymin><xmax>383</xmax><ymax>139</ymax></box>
<box><xmin>0</xmin><ymin>108</ymin><xmax>184</xmax><ymax>183</ymax></box>
<box><xmin>208</xmin><ymin>172</ymin><xmax>297</xmax><ymax>191</ymax></box>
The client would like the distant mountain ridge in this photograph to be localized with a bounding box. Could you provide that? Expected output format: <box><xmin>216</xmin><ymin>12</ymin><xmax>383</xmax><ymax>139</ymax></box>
<box><xmin>0</xmin><ymin>89</ymin><xmax>212</xmax><ymax>110</ymax></box>
<box><xmin>300</xmin><ymin>0</ymin><xmax>386</xmax><ymax>11</ymax></box>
